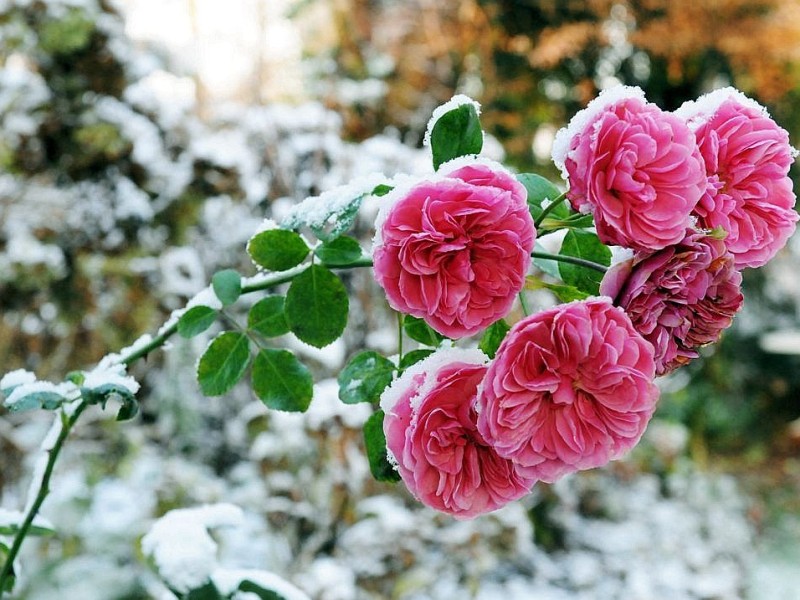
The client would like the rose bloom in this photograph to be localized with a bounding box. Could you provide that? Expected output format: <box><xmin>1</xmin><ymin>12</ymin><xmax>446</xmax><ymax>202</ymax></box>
<box><xmin>373</xmin><ymin>158</ymin><xmax>535</xmax><ymax>338</ymax></box>
<box><xmin>381</xmin><ymin>348</ymin><xmax>535</xmax><ymax>518</ymax></box>
<box><xmin>551</xmin><ymin>86</ymin><xmax>706</xmax><ymax>252</ymax></box>
<box><xmin>600</xmin><ymin>229</ymin><xmax>743</xmax><ymax>376</ymax></box>
<box><xmin>476</xmin><ymin>298</ymin><xmax>659</xmax><ymax>483</ymax></box>
<box><xmin>676</xmin><ymin>88</ymin><xmax>798</xmax><ymax>268</ymax></box>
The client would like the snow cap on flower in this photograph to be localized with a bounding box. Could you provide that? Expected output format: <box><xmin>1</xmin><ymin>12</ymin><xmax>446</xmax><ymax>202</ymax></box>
<box><xmin>551</xmin><ymin>85</ymin><xmax>646</xmax><ymax>179</ymax></box>
<box><xmin>372</xmin><ymin>157</ymin><xmax>535</xmax><ymax>338</ymax></box>
<box><xmin>600</xmin><ymin>229</ymin><xmax>744</xmax><ymax>375</ymax></box>
<box><xmin>382</xmin><ymin>347</ymin><xmax>535</xmax><ymax>519</ymax></box>
<box><xmin>477</xmin><ymin>297</ymin><xmax>659</xmax><ymax>483</ymax></box>
<box><xmin>552</xmin><ymin>85</ymin><xmax>706</xmax><ymax>252</ymax></box>
<box><xmin>676</xmin><ymin>87</ymin><xmax>798</xmax><ymax>268</ymax></box>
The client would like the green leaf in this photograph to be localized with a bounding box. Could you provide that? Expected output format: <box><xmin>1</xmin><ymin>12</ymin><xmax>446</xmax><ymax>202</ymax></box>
<box><xmin>314</xmin><ymin>235</ymin><xmax>364</xmax><ymax>267</ymax></box>
<box><xmin>115</xmin><ymin>395</ymin><xmax>139</xmax><ymax>422</ymax></box>
<box><xmin>65</xmin><ymin>371</ymin><xmax>85</xmax><ymax>386</ymax></box>
<box><xmin>281</xmin><ymin>195</ymin><xmax>366</xmax><ymax>243</ymax></box>
<box><xmin>248</xmin><ymin>296</ymin><xmax>289</xmax><ymax>338</ymax></box>
<box><xmin>5</xmin><ymin>391</ymin><xmax>64</xmax><ymax>413</ymax></box>
<box><xmin>338</xmin><ymin>351</ymin><xmax>396</xmax><ymax>405</ymax></box>
<box><xmin>319</xmin><ymin>197</ymin><xmax>363</xmax><ymax>242</ymax></box>
<box><xmin>429</xmin><ymin>102</ymin><xmax>483</xmax><ymax>170</ymax></box>
<box><xmin>525</xmin><ymin>276</ymin><xmax>591</xmax><ymax>303</ymax></box>
<box><xmin>83</xmin><ymin>382</ymin><xmax>135</xmax><ymax>406</ymax></box>
<box><xmin>197</xmin><ymin>332</ymin><xmax>251</xmax><ymax>396</ymax></box>
<box><xmin>517</xmin><ymin>173</ymin><xmax>568</xmax><ymax>222</ymax></box>
<box><xmin>252</xmin><ymin>349</ymin><xmax>313</xmax><ymax>412</ymax></box>
<box><xmin>178</xmin><ymin>306</ymin><xmax>218</xmax><ymax>339</ymax></box>
<box><xmin>248</xmin><ymin>229</ymin><xmax>309</xmax><ymax>271</ymax></box>
<box><xmin>478</xmin><ymin>319</ymin><xmax>510</xmax><ymax>359</ymax></box>
<box><xmin>238</xmin><ymin>580</ymin><xmax>290</xmax><ymax>600</ymax></box>
<box><xmin>371</xmin><ymin>184</ymin><xmax>393</xmax><ymax>197</ymax></box>
<box><xmin>0</xmin><ymin>522</ymin><xmax>55</xmax><ymax>537</ymax></box>
<box><xmin>398</xmin><ymin>349</ymin><xmax>435</xmax><ymax>371</ymax></box>
<box><xmin>183</xmin><ymin>581</ymin><xmax>223</xmax><ymax>600</ymax></box>
<box><xmin>403</xmin><ymin>315</ymin><xmax>445</xmax><ymax>346</ymax></box>
<box><xmin>285</xmin><ymin>265</ymin><xmax>349</xmax><ymax>348</ymax></box>
<box><xmin>558</xmin><ymin>230</ymin><xmax>612</xmax><ymax>296</ymax></box>
<box><xmin>211</xmin><ymin>269</ymin><xmax>241</xmax><ymax>307</ymax></box>
<box><xmin>540</xmin><ymin>213</ymin><xmax>595</xmax><ymax>231</ymax></box>
<box><xmin>363</xmin><ymin>410</ymin><xmax>401</xmax><ymax>483</ymax></box>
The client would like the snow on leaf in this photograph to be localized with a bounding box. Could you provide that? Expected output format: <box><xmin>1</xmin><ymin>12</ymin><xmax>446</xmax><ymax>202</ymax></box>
<box><xmin>0</xmin><ymin>369</ymin><xmax>36</xmax><ymax>394</ymax></box>
<box><xmin>141</xmin><ymin>503</ymin><xmax>244</xmax><ymax>595</ymax></box>
<box><xmin>212</xmin><ymin>568</ymin><xmax>311</xmax><ymax>600</ymax></box>
<box><xmin>281</xmin><ymin>174</ymin><xmax>387</xmax><ymax>240</ymax></box>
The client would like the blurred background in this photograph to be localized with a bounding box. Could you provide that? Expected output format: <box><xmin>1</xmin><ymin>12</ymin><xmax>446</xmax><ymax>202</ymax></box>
<box><xmin>1</xmin><ymin>0</ymin><xmax>800</xmax><ymax>598</ymax></box>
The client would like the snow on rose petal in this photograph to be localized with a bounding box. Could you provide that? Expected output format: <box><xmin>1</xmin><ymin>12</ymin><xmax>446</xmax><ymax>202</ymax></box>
<box><xmin>552</xmin><ymin>85</ymin><xmax>707</xmax><ymax>252</ymax></box>
<box><xmin>372</xmin><ymin>157</ymin><xmax>535</xmax><ymax>338</ymax></box>
<box><xmin>476</xmin><ymin>298</ymin><xmax>659</xmax><ymax>483</ymax></box>
<box><xmin>381</xmin><ymin>348</ymin><xmax>535</xmax><ymax>519</ymax></box>
<box><xmin>676</xmin><ymin>87</ymin><xmax>798</xmax><ymax>268</ymax></box>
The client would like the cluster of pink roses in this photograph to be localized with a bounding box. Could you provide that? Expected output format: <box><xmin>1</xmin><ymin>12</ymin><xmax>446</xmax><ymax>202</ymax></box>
<box><xmin>558</xmin><ymin>86</ymin><xmax>795</xmax><ymax>375</ymax></box>
<box><xmin>372</xmin><ymin>86</ymin><xmax>797</xmax><ymax>518</ymax></box>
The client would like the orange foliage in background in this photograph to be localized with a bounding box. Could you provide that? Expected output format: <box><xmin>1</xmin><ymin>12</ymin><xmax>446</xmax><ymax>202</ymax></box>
<box><xmin>301</xmin><ymin>0</ymin><xmax>800</xmax><ymax>166</ymax></box>
<box><xmin>630</xmin><ymin>0</ymin><xmax>800</xmax><ymax>102</ymax></box>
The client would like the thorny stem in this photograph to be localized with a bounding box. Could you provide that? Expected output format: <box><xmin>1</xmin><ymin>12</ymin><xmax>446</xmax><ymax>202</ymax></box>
<box><xmin>0</xmin><ymin>402</ymin><xmax>87</xmax><ymax>594</ymax></box>
<box><xmin>0</xmin><ymin>248</ymin><xmax>605</xmax><ymax>592</ymax></box>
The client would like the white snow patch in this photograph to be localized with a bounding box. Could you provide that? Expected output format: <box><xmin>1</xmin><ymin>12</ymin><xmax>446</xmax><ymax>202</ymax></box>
<box><xmin>0</xmin><ymin>369</ymin><xmax>36</xmax><ymax>392</ymax></box>
<box><xmin>4</xmin><ymin>381</ymin><xmax>77</xmax><ymax>410</ymax></box>
<box><xmin>212</xmin><ymin>568</ymin><xmax>310</xmax><ymax>600</ymax></box>
<box><xmin>437</xmin><ymin>154</ymin><xmax>512</xmax><ymax>179</ymax></box>
<box><xmin>296</xmin><ymin>557</ymin><xmax>357</xmax><ymax>600</ymax></box>
<box><xmin>288</xmin><ymin>336</ymin><xmax>346</xmax><ymax>370</ymax></box>
<box><xmin>159</xmin><ymin>247</ymin><xmax>206</xmax><ymax>297</ymax></box>
<box><xmin>186</xmin><ymin>286</ymin><xmax>224</xmax><ymax>311</ymax></box>
<box><xmin>82</xmin><ymin>362</ymin><xmax>140</xmax><ymax>396</ymax></box>
<box><xmin>304</xmin><ymin>378</ymin><xmax>372</xmax><ymax>430</ymax></box>
<box><xmin>282</xmin><ymin>173</ymin><xmax>387</xmax><ymax>232</ymax></box>
<box><xmin>675</xmin><ymin>86</ymin><xmax>769</xmax><ymax>128</ymax></box>
<box><xmin>141</xmin><ymin>503</ymin><xmax>244</xmax><ymax>594</ymax></box>
<box><xmin>379</xmin><ymin>347</ymin><xmax>488</xmax><ymax>415</ymax></box>
<box><xmin>119</xmin><ymin>334</ymin><xmax>154</xmax><ymax>360</ymax></box>
<box><xmin>551</xmin><ymin>85</ymin><xmax>646</xmax><ymax>179</ymax></box>
<box><xmin>0</xmin><ymin>507</ymin><xmax>53</xmax><ymax>532</ymax></box>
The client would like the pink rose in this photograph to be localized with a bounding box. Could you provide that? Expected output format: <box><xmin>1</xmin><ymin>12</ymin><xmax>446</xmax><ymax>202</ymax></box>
<box><xmin>381</xmin><ymin>348</ymin><xmax>535</xmax><ymax>518</ymax></box>
<box><xmin>476</xmin><ymin>298</ymin><xmax>659</xmax><ymax>483</ymax></box>
<box><xmin>552</xmin><ymin>86</ymin><xmax>706</xmax><ymax>252</ymax></box>
<box><xmin>373</xmin><ymin>158</ymin><xmax>535</xmax><ymax>338</ymax></box>
<box><xmin>676</xmin><ymin>88</ymin><xmax>798</xmax><ymax>268</ymax></box>
<box><xmin>600</xmin><ymin>230</ymin><xmax>743</xmax><ymax>376</ymax></box>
